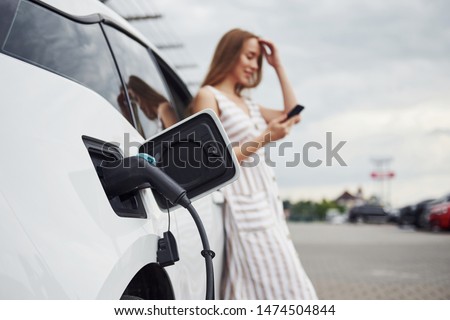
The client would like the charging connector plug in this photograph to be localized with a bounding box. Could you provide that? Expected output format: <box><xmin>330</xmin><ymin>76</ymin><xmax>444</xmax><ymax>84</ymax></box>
<box><xmin>157</xmin><ymin>231</ymin><xmax>180</xmax><ymax>267</ymax></box>
<box><xmin>99</xmin><ymin>153</ymin><xmax>215</xmax><ymax>299</ymax></box>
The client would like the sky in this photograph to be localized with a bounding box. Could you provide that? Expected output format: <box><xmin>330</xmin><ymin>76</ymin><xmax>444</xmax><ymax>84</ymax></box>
<box><xmin>152</xmin><ymin>0</ymin><xmax>450</xmax><ymax>207</ymax></box>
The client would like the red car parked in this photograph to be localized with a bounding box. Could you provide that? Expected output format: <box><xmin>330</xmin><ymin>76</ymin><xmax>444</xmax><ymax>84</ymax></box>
<box><xmin>428</xmin><ymin>194</ymin><xmax>450</xmax><ymax>231</ymax></box>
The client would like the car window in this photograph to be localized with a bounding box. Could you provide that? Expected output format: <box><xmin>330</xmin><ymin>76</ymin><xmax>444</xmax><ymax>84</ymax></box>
<box><xmin>0</xmin><ymin>0</ymin><xmax>20</xmax><ymax>45</ymax></box>
<box><xmin>1</xmin><ymin>0</ymin><xmax>132</xmax><ymax>124</ymax></box>
<box><xmin>103</xmin><ymin>25</ymin><xmax>179</xmax><ymax>138</ymax></box>
<box><xmin>153</xmin><ymin>53</ymin><xmax>193</xmax><ymax>120</ymax></box>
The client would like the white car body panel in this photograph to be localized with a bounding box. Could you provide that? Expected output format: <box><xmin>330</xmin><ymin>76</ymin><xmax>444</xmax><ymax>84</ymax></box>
<box><xmin>0</xmin><ymin>0</ymin><xmax>226</xmax><ymax>299</ymax></box>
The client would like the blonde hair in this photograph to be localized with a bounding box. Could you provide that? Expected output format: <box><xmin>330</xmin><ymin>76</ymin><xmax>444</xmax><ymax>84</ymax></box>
<box><xmin>201</xmin><ymin>28</ymin><xmax>263</xmax><ymax>96</ymax></box>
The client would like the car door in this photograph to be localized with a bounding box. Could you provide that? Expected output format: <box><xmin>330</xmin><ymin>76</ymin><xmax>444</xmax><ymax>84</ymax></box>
<box><xmin>0</xmin><ymin>0</ymin><xmax>173</xmax><ymax>299</ymax></box>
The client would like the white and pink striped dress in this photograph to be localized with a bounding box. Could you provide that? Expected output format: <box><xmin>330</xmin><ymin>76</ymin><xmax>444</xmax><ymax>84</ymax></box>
<box><xmin>207</xmin><ymin>86</ymin><xmax>317</xmax><ymax>300</ymax></box>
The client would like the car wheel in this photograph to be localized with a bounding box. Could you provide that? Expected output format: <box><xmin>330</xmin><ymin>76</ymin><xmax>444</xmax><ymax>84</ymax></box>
<box><xmin>430</xmin><ymin>222</ymin><xmax>441</xmax><ymax>233</ymax></box>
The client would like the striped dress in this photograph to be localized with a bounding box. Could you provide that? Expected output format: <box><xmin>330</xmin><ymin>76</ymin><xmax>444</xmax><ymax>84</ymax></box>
<box><xmin>206</xmin><ymin>86</ymin><xmax>318</xmax><ymax>300</ymax></box>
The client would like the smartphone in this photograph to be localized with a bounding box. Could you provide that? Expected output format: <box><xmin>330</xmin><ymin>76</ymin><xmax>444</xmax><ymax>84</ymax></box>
<box><xmin>284</xmin><ymin>104</ymin><xmax>304</xmax><ymax>121</ymax></box>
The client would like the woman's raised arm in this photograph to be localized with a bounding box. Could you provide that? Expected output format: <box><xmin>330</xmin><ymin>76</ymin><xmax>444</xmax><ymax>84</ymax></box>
<box><xmin>258</xmin><ymin>39</ymin><xmax>299</xmax><ymax>123</ymax></box>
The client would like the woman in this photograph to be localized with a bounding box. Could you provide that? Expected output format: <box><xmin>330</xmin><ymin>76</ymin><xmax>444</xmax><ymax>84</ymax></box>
<box><xmin>191</xmin><ymin>28</ymin><xmax>317</xmax><ymax>300</ymax></box>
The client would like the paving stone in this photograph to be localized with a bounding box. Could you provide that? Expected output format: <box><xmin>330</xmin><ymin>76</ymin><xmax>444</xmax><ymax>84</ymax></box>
<box><xmin>289</xmin><ymin>222</ymin><xmax>450</xmax><ymax>299</ymax></box>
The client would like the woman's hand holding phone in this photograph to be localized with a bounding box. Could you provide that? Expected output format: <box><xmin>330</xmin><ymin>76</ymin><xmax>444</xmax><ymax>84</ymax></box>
<box><xmin>281</xmin><ymin>104</ymin><xmax>304</xmax><ymax>123</ymax></box>
<box><xmin>263</xmin><ymin>111</ymin><xmax>300</xmax><ymax>142</ymax></box>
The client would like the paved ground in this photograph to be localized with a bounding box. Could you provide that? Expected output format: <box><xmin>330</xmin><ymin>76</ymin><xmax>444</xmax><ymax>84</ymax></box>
<box><xmin>288</xmin><ymin>222</ymin><xmax>450</xmax><ymax>299</ymax></box>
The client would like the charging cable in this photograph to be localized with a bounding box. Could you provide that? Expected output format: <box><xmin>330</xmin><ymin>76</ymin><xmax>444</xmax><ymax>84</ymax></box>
<box><xmin>100</xmin><ymin>154</ymin><xmax>215</xmax><ymax>300</ymax></box>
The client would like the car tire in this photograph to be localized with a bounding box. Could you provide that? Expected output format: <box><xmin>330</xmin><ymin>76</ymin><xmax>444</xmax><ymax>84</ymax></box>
<box><xmin>430</xmin><ymin>222</ymin><xmax>441</xmax><ymax>233</ymax></box>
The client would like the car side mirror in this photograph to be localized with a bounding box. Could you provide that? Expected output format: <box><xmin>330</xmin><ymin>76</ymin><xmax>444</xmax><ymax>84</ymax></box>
<box><xmin>139</xmin><ymin>109</ymin><xmax>239</xmax><ymax>209</ymax></box>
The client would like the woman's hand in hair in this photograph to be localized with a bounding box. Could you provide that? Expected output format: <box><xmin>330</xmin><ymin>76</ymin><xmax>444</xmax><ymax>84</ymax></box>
<box><xmin>259</xmin><ymin>39</ymin><xmax>282</xmax><ymax>69</ymax></box>
<box><xmin>259</xmin><ymin>39</ymin><xmax>297</xmax><ymax>113</ymax></box>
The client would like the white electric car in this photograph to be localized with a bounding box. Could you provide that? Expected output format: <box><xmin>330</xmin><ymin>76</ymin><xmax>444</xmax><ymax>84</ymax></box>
<box><xmin>0</xmin><ymin>0</ymin><xmax>230</xmax><ymax>299</ymax></box>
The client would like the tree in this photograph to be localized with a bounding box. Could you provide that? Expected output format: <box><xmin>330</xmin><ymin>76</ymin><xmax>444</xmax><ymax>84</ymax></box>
<box><xmin>288</xmin><ymin>199</ymin><xmax>345</xmax><ymax>222</ymax></box>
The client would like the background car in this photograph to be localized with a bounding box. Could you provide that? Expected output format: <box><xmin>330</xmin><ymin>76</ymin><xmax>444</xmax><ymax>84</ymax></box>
<box><xmin>398</xmin><ymin>205</ymin><xmax>413</xmax><ymax>226</ymax></box>
<box><xmin>348</xmin><ymin>204</ymin><xmax>388</xmax><ymax>223</ymax></box>
<box><xmin>397</xmin><ymin>199</ymin><xmax>435</xmax><ymax>228</ymax></box>
<box><xmin>427</xmin><ymin>194</ymin><xmax>450</xmax><ymax>232</ymax></box>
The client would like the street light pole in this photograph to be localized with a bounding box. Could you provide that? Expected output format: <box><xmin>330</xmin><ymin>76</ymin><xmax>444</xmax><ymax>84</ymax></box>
<box><xmin>370</xmin><ymin>157</ymin><xmax>394</xmax><ymax>207</ymax></box>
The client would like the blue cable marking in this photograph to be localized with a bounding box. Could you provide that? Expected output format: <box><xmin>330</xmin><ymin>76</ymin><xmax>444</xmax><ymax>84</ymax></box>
<box><xmin>137</xmin><ymin>153</ymin><xmax>157</xmax><ymax>166</ymax></box>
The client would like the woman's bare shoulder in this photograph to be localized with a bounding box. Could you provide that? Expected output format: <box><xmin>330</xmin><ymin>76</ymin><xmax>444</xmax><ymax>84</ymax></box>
<box><xmin>195</xmin><ymin>86</ymin><xmax>215</xmax><ymax>99</ymax></box>
<box><xmin>192</xmin><ymin>86</ymin><xmax>219</xmax><ymax>114</ymax></box>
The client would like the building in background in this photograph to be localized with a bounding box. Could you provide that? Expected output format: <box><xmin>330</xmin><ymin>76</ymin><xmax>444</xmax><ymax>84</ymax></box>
<box><xmin>335</xmin><ymin>187</ymin><xmax>365</xmax><ymax>210</ymax></box>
